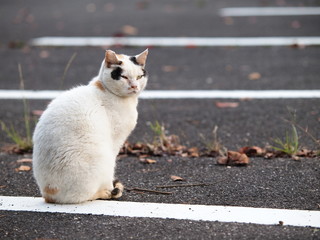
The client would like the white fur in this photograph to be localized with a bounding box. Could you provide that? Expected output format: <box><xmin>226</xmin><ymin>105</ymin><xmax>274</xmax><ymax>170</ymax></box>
<box><xmin>32</xmin><ymin>50</ymin><xmax>148</xmax><ymax>203</ymax></box>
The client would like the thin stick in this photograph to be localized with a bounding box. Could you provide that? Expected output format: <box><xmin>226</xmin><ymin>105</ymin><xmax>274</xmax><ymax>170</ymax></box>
<box><xmin>60</xmin><ymin>52</ymin><xmax>77</xmax><ymax>90</ymax></box>
<box><xmin>127</xmin><ymin>187</ymin><xmax>172</xmax><ymax>195</ymax></box>
<box><xmin>18</xmin><ymin>63</ymin><xmax>32</xmax><ymax>144</ymax></box>
<box><xmin>156</xmin><ymin>183</ymin><xmax>214</xmax><ymax>189</ymax></box>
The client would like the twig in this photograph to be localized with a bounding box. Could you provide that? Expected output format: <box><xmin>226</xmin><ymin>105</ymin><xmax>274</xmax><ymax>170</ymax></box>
<box><xmin>156</xmin><ymin>183</ymin><xmax>215</xmax><ymax>189</ymax></box>
<box><xmin>126</xmin><ymin>187</ymin><xmax>172</xmax><ymax>195</ymax></box>
<box><xmin>60</xmin><ymin>52</ymin><xmax>77</xmax><ymax>89</ymax></box>
<box><xmin>18</xmin><ymin>63</ymin><xmax>32</xmax><ymax>144</ymax></box>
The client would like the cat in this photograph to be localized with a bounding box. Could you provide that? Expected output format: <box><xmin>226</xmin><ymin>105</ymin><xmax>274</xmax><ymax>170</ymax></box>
<box><xmin>32</xmin><ymin>49</ymin><xmax>148</xmax><ymax>204</ymax></box>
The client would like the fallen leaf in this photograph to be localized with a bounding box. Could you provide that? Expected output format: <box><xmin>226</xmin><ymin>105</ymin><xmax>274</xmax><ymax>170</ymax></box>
<box><xmin>17</xmin><ymin>158</ymin><xmax>32</xmax><ymax>163</ymax></box>
<box><xmin>180</xmin><ymin>152</ymin><xmax>189</xmax><ymax>157</ymax></box>
<box><xmin>188</xmin><ymin>147</ymin><xmax>199</xmax><ymax>157</ymax></box>
<box><xmin>248</xmin><ymin>72</ymin><xmax>261</xmax><ymax>80</ymax></box>
<box><xmin>32</xmin><ymin>110</ymin><xmax>44</xmax><ymax>116</ymax></box>
<box><xmin>239</xmin><ymin>146</ymin><xmax>264</xmax><ymax>156</ymax></box>
<box><xmin>217</xmin><ymin>151</ymin><xmax>249</xmax><ymax>166</ymax></box>
<box><xmin>122</xmin><ymin>25</ymin><xmax>138</xmax><ymax>35</ymax></box>
<box><xmin>86</xmin><ymin>3</ymin><xmax>96</xmax><ymax>13</ymax></box>
<box><xmin>292</xmin><ymin>155</ymin><xmax>300</xmax><ymax>161</ymax></box>
<box><xmin>227</xmin><ymin>151</ymin><xmax>249</xmax><ymax>165</ymax></box>
<box><xmin>223</xmin><ymin>17</ymin><xmax>234</xmax><ymax>25</ymax></box>
<box><xmin>140</xmin><ymin>158</ymin><xmax>157</xmax><ymax>164</ymax></box>
<box><xmin>0</xmin><ymin>185</ymin><xmax>6</xmax><ymax>189</ymax></box>
<box><xmin>215</xmin><ymin>102</ymin><xmax>239</xmax><ymax>108</ymax></box>
<box><xmin>15</xmin><ymin>165</ymin><xmax>31</xmax><ymax>172</ymax></box>
<box><xmin>162</xmin><ymin>65</ymin><xmax>178</xmax><ymax>72</ymax></box>
<box><xmin>296</xmin><ymin>148</ymin><xmax>314</xmax><ymax>157</ymax></box>
<box><xmin>291</xmin><ymin>20</ymin><xmax>301</xmax><ymax>29</ymax></box>
<box><xmin>264</xmin><ymin>152</ymin><xmax>274</xmax><ymax>159</ymax></box>
<box><xmin>170</xmin><ymin>175</ymin><xmax>185</xmax><ymax>181</ymax></box>
<box><xmin>39</xmin><ymin>50</ymin><xmax>50</xmax><ymax>59</ymax></box>
<box><xmin>217</xmin><ymin>156</ymin><xmax>228</xmax><ymax>165</ymax></box>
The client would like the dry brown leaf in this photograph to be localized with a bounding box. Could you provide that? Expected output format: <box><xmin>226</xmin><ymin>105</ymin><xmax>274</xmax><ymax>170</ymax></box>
<box><xmin>227</xmin><ymin>151</ymin><xmax>249</xmax><ymax>165</ymax></box>
<box><xmin>180</xmin><ymin>153</ymin><xmax>189</xmax><ymax>157</ymax></box>
<box><xmin>292</xmin><ymin>155</ymin><xmax>300</xmax><ymax>161</ymax></box>
<box><xmin>190</xmin><ymin>152</ymin><xmax>199</xmax><ymax>157</ymax></box>
<box><xmin>17</xmin><ymin>158</ymin><xmax>32</xmax><ymax>163</ymax></box>
<box><xmin>223</xmin><ymin>17</ymin><xmax>234</xmax><ymax>25</ymax></box>
<box><xmin>188</xmin><ymin>147</ymin><xmax>199</xmax><ymax>157</ymax></box>
<box><xmin>239</xmin><ymin>146</ymin><xmax>264</xmax><ymax>156</ymax></box>
<box><xmin>122</xmin><ymin>25</ymin><xmax>138</xmax><ymax>35</ymax></box>
<box><xmin>264</xmin><ymin>152</ymin><xmax>274</xmax><ymax>159</ymax></box>
<box><xmin>15</xmin><ymin>165</ymin><xmax>31</xmax><ymax>172</ymax></box>
<box><xmin>297</xmin><ymin>148</ymin><xmax>313</xmax><ymax>157</ymax></box>
<box><xmin>170</xmin><ymin>175</ymin><xmax>185</xmax><ymax>181</ymax></box>
<box><xmin>248</xmin><ymin>72</ymin><xmax>261</xmax><ymax>80</ymax></box>
<box><xmin>217</xmin><ymin>156</ymin><xmax>228</xmax><ymax>165</ymax></box>
<box><xmin>162</xmin><ymin>65</ymin><xmax>178</xmax><ymax>72</ymax></box>
<box><xmin>215</xmin><ymin>102</ymin><xmax>239</xmax><ymax>108</ymax></box>
<box><xmin>39</xmin><ymin>50</ymin><xmax>50</xmax><ymax>59</ymax></box>
<box><xmin>217</xmin><ymin>151</ymin><xmax>249</xmax><ymax>166</ymax></box>
<box><xmin>140</xmin><ymin>158</ymin><xmax>157</xmax><ymax>164</ymax></box>
<box><xmin>32</xmin><ymin>110</ymin><xmax>44</xmax><ymax>116</ymax></box>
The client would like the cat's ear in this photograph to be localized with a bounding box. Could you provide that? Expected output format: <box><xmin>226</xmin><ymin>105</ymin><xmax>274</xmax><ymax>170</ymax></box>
<box><xmin>105</xmin><ymin>50</ymin><xmax>122</xmax><ymax>68</ymax></box>
<box><xmin>135</xmin><ymin>49</ymin><xmax>148</xmax><ymax>67</ymax></box>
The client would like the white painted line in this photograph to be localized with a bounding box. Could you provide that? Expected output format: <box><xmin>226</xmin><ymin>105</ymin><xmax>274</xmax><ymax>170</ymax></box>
<box><xmin>30</xmin><ymin>36</ymin><xmax>320</xmax><ymax>47</ymax></box>
<box><xmin>0</xmin><ymin>196</ymin><xmax>319</xmax><ymax>228</ymax></box>
<box><xmin>0</xmin><ymin>90</ymin><xmax>61</xmax><ymax>100</ymax></box>
<box><xmin>0</xmin><ymin>89</ymin><xmax>320</xmax><ymax>100</ymax></box>
<box><xmin>141</xmin><ymin>90</ymin><xmax>320</xmax><ymax>99</ymax></box>
<box><xmin>220</xmin><ymin>7</ymin><xmax>320</xmax><ymax>17</ymax></box>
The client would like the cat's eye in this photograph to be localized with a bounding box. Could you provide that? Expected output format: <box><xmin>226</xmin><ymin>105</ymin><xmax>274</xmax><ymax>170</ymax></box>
<box><xmin>121</xmin><ymin>75</ymin><xmax>128</xmax><ymax>79</ymax></box>
<box><xmin>137</xmin><ymin>75</ymin><xmax>143</xmax><ymax>80</ymax></box>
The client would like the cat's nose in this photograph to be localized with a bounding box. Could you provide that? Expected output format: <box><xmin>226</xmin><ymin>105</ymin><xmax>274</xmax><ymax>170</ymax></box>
<box><xmin>130</xmin><ymin>85</ymin><xmax>138</xmax><ymax>90</ymax></box>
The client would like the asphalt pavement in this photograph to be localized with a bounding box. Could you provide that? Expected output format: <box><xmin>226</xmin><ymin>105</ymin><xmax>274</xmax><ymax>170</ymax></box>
<box><xmin>0</xmin><ymin>0</ymin><xmax>320</xmax><ymax>239</ymax></box>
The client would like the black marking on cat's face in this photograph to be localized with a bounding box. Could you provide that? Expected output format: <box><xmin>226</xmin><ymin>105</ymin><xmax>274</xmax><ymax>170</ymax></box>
<box><xmin>130</xmin><ymin>56</ymin><xmax>141</xmax><ymax>66</ymax></box>
<box><xmin>111</xmin><ymin>67</ymin><xmax>123</xmax><ymax>80</ymax></box>
<box><xmin>142</xmin><ymin>68</ymin><xmax>147</xmax><ymax>77</ymax></box>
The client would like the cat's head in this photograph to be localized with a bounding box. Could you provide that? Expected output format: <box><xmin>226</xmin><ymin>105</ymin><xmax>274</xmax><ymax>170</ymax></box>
<box><xmin>100</xmin><ymin>49</ymin><xmax>148</xmax><ymax>97</ymax></box>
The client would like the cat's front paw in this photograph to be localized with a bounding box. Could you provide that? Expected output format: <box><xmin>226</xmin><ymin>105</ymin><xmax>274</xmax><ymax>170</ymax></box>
<box><xmin>111</xmin><ymin>180</ymin><xmax>124</xmax><ymax>199</ymax></box>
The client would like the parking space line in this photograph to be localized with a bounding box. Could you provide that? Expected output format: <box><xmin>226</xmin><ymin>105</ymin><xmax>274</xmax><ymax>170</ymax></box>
<box><xmin>0</xmin><ymin>89</ymin><xmax>319</xmax><ymax>100</ymax></box>
<box><xmin>220</xmin><ymin>7</ymin><xmax>320</xmax><ymax>17</ymax></box>
<box><xmin>30</xmin><ymin>36</ymin><xmax>320</xmax><ymax>47</ymax></box>
<box><xmin>0</xmin><ymin>196</ymin><xmax>319</xmax><ymax>228</ymax></box>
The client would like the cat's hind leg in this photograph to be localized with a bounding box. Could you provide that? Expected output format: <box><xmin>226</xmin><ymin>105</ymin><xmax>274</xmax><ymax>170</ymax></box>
<box><xmin>111</xmin><ymin>180</ymin><xmax>124</xmax><ymax>199</ymax></box>
<box><xmin>90</xmin><ymin>181</ymin><xmax>124</xmax><ymax>201</ymax></box>
<box><xmin>90</xmin><ymin>189</ymin><xmax>112</xmax><ymax>201</ymax></box>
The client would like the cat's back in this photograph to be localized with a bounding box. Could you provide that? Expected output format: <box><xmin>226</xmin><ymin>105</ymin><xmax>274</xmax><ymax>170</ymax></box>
<box><xmin>44</xmin><ymin>85</ymin><xmax>99</xmax><ymax>117</ymax></box>
<box><xmin>33</xmin><ymin>85</ymin><xmax>107</xmax><ymax>144</ymax></box>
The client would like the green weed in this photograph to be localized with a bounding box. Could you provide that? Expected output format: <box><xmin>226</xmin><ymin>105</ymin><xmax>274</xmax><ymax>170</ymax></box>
<box><xmin>272</xmin><ymin>124</ymin><xmax>299</xmax><ymax>156</ymax></box>
<box><xmin>149</xmin><ymin>121</ymin><xmax>167</xmax><ymax>148</ymax></box>
<box><xmin>200</xmin><ymin>126</ymin><xmax>227</xmax><ymax>156</ymax></box>
<box><xmin>0</xmin><ymin>64</ymin><xmax>34</xmax><ymax>152</ymax></box>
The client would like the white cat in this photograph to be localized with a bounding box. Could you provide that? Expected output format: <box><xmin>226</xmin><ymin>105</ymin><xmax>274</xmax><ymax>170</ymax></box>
<box><xmin>32</xmin><ymin>49</ymin><xmax>148</xmax><ymax>204</ymax></box>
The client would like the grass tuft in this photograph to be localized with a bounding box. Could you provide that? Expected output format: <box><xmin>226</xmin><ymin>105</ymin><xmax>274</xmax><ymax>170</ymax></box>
<box><xmin>200</xmin><ymin>125</ymin><xmax>227</xmax><ymax>156</ymax></box>
<box><xmin>0</xmin><ymin>64</ymin><xmax>34</xmax><ymax>152</ymax></box>
<box><xmin>271</xmin><ymin>124</ymin><xmax>299</xmax><ymax>156</ymax></box>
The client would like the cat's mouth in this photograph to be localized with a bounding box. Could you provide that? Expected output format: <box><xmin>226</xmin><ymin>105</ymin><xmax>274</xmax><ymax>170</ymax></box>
<box><xmin>128</xmin><ymin>90</ymin><xmax>138</xmax><ymax>95</ymax></box>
